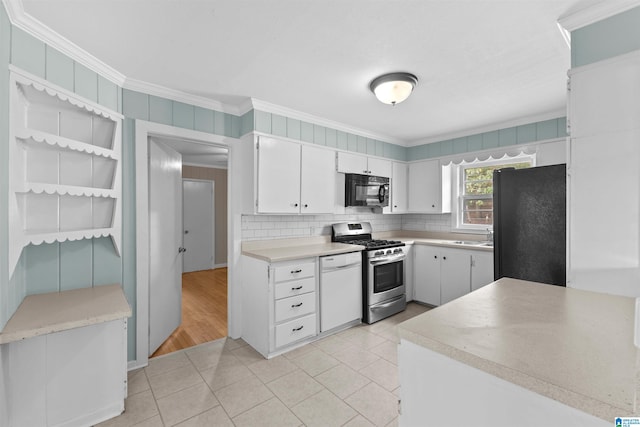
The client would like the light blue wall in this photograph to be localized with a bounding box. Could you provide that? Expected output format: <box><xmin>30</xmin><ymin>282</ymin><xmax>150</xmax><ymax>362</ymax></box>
<box><xmin>406</xmin><ymin>117</ymin><xmax>567</xmax><ymax>161</ymax></box>
<box><xmin>254</xmin><ymin>110</ymin><xmax>407</xmax><ymax>161</ymax></box>
<box><xmin>0</xmin><ymin>3</ymin><xmax>11</xmax><ymax>329</ymax></box>
<box><xmin>572</xmin><ymin>5</ymin><xmax>640</xmax><ymax>67</ymax></box>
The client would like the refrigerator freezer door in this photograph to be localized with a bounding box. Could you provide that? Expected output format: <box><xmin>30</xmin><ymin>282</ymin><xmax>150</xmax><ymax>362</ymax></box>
<box><xmin>493</xmin><ymin>164</ymin><xmax>566</xmax><ymax>286</ymax></box>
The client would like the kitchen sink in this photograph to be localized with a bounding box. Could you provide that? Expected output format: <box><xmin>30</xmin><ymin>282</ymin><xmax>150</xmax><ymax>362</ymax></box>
<box><xmin>451</xmin><ymin>240</ymin><xmax>493</xmax><ymax>247</ymax></box>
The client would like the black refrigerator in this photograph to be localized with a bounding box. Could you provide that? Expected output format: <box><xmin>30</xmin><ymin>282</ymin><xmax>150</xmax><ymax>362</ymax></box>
<box><xmin>493</xmin><ymin>164</ymin><xmax>566</xmax><ymax>286</ymax></box>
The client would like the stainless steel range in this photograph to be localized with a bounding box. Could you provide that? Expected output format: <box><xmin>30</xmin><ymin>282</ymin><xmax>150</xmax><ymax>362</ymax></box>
<box><xmin>332</xmin><ymin>222</ymin><xmax>406</xmax><ymax>324</ymax></box>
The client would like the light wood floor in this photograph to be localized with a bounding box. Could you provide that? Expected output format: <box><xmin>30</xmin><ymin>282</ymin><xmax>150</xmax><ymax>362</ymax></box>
<box><xmin>151</xmin><ymin>267</ymin><xmax>227</xmax><ymax>358</ymax></box>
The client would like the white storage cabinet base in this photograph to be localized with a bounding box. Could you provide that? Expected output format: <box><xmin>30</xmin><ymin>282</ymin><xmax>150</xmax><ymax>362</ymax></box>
<box><xmin>6</xmin><ymin>320</ymin><xmax>127</xmax><ymax>427</ymax></box>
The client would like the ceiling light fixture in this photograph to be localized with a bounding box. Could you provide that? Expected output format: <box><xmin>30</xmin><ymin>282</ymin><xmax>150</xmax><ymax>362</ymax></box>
<box><xmin>369</xmin><ymin>72</ymin><xmax>418</xmax><ymax>106</ymax></box>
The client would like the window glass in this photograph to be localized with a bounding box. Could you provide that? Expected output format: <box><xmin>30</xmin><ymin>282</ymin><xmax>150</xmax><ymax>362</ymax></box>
<box><xmin>458</xmin><ymin>159</ymin><xmax>533</xmax><ymax>228</ymax></box>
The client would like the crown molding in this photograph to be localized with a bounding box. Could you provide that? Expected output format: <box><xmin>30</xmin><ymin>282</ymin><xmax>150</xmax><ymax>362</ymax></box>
<box><xmin>558</xmin><ymin>0</ymin><xmax>640</xmax><ymax>32</ymax></box>
<box><xmin>249</xmin><ymin>98</ymin><xmax>406</xmax><ymax>146</ymax></box>
<box><xmin>123</xmin><ymin>77</ymin><xmax>244</xmax><ymax>115</ymax></box>
<box><xmin>3</xmin><ymin>0</ymin><xmax>126</xmax><ymax>86</ymax></box>
<box><xmin>407</xmin><ymin>108</ymin><xmax>567</xmax><ymax>147</ymax></box>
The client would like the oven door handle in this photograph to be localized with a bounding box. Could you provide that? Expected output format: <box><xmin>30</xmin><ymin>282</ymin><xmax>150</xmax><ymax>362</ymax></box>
<box><xmin>370</xmin><ymin>254</ymin><xmax>406</xmax><ymax>265</ymax></box>
<box><xmin>371</xmin><ymin>295</ymin><xmax>405</xmax><ymax>310</ymax></box>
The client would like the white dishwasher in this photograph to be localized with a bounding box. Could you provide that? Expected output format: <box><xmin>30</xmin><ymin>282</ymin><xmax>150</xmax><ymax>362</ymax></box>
<box><xmin>320</xmin><ymin>252</ymin><xmax>363</xmax><ymax>332</ymax></box>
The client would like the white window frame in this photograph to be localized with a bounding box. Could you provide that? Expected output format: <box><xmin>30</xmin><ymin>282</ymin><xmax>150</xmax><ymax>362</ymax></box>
<box><xmin>452</xmin><ymin>154</ymin><xmax>536</xmax><ymax>233</ymax></box>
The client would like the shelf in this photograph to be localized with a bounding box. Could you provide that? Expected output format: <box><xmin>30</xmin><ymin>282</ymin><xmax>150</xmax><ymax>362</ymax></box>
<box><xmin>16</xmin><ymin>128</ymin><xmax>118</xmax><ymax>160</ymax></box>
<box><xmin>8</xmin><ymin>68</ymin><xmax>122</xmax><ymax>277</ymax></box>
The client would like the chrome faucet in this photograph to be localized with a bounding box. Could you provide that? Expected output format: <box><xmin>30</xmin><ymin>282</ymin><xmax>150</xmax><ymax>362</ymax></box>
<box><xmin>486</xmin><ymin>228</ymin><xmax>494</xmax><ymax>243</ymax></box>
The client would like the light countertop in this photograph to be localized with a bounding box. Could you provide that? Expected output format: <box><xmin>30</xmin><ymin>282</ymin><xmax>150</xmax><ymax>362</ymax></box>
<box><xmin>0</xmin><ymin>283</ymin><xmax>132</xmax><ymax>344</ymax></box>
<box><xmin>241</xmin><ymin>233</ymin><xmax>492</xmax><ymax>262</ymax></box>
<box><xmin>398</xmin><ymin>277</ymin><xmax>639</xmax><ymax>421</ymax></box>
<box><xmin>242</xmin><ymin>241</ymin><xmax>365</xmax><ymax>262</ymax></box>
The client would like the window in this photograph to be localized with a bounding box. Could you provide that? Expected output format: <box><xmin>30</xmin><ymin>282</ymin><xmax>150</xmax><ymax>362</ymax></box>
<box><xmin>456</xmin><ymin>156</ymin><xmax>534</xmax><ymax>230</ymax></box>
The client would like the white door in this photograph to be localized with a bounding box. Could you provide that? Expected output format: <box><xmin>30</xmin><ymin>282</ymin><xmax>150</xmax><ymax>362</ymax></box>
<box><xmin>257</xmin><ymin>137</ymin><xmax>301</xmax><ymax>213</ymax></box>
<box><xmin>300</xmin><ymin>145</ymin><xmax>334</xmax><ymax>214</ymax></box>
<box><xmin>391</xmin><ymin>162</ymin><xmax>408</xmax><ymax>212</ymax></box>
<box><xmin>440</xmin><ymin>249</ymin><xmax>471</xmax><ymax>305</ymax></box>
<box><xmin>183</xmin><ymin>179</ymin><xmax>214</xmax><ymax>272</ymax></box>
<box><xmin>148</xmin><ymin>140</ymin><xmax>183</xmax><ymax>355</ymax></box>
<box><xmin>414</xmin><ymin>245</ymin><xmax>441</xmax><ymax>306</ymax></box>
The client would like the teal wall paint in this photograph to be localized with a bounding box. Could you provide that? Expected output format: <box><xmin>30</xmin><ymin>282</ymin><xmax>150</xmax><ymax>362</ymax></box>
<box><xmin>406</xmin><ymin>117</ymin><xmax>567</xmax><ymax>161</ymax></box>
<box><xmin>252</xmin><ymin>109</ymin><xmax>407</xmax><ymax>161</ymax></box>
<box><xmin>122</xmin><ymin>118</ymin><xmax>137</xmax><ymax>360</ymax></box>
<box><xmin>572</xmin><ymin>6</ymin><xmax>640</xmax><ymax>67</ymax></box>
<box><xmin>0</xmin><ymin>4</ymin><xmax>11</xmax><ymax>329</ymax></box>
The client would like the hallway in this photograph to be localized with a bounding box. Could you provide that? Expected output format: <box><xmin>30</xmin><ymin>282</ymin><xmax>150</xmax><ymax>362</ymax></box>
<box><xmin>152</xmin><ymin>268</ymin><xmax>228</xmax><ymax>358</ymax></box>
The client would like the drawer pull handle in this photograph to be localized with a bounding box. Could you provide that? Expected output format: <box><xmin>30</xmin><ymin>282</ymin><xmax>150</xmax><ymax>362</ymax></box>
<box><xmin>291</xmin><ymin>269</ymin><xmax>302</xmax><ymax>274</ymax></box>
<box><xmin>291</xmin><ymin>302</ymin><xmax>303</xmax><ymax>308</ymax></box>
<box><xmin>291</xmin><ymin>286</ymin><xmax>303</xmax><ymax>290</ymax></box>
<box><xmin>292</xmin><ymin>325</ymin><xmax>304</xmax><ymax>332</ymax></box>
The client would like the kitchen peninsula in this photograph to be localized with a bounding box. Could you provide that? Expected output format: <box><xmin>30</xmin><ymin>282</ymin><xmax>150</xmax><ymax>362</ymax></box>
<box><xmin>397</xmin><ymin>278</ymin><xmax>639</xmax><ymax>426</ymax></box>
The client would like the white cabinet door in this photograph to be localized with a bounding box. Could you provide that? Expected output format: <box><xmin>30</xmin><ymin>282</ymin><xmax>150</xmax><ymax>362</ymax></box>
<box><xmin>257</xmin><ymin>137</ymin><xmax>300</xmax><ymax>213</ymax></box>
<box><xmin>391</xmin><ymin>162</ymin><xmax>408</xmax><ymax>213</ymax></box>
<box><xmin>368</xmin><ymin>157</ymin><xmax>392</xmax><ymax>177</ymax></box>
<box><xmin>471</xmin><ymin>251</ymin><xmax>494</xmax><ymax>292</ymax></box>
<box><xmin>337</xmin><ymin>152</ymin><xmax>368</xmax><ymax>174</ymax></box>
<box><xmin>300</xmin><ymin>145</ymin><xmax>335</xmax><ymax>214</ymax></box>
<box><xmin>414</xmin><ymin>245</ymin><xmax>441</xmax><ymax>306</ymax></box>
<box><xmin>404</xmin><ymin>243</ymin><xmax>414</xmax><ymax>301</ymax></box>
<box><xmin>408</xmin><ymin>160</ymin><xmax>451</xmax><ymax>213</ymax></box>
<box><xmin>336</xmin><ymin>151</ymin><xmax>391</xmax><ymax>177</ymax></box>
<box><xmin>440</xmin><ymin>249</ymin><xmax>471</xmax><ymax>305</ymax></box>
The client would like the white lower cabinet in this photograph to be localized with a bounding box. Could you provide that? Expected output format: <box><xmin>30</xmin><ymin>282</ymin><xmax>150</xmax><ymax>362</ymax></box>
<box><xmin>414</xmin><ymin>245</ymin><xmax>492</xmax><ymax>306</ymax></box>
<box><xmin>242</xmin><ymin>255</ymin><xmax>318</xmax><ymax>358</ymax></box>
<box><xmin>471</xmin><ymin>251</ymin><xmax>495</xmax><ymax>291</ymax></box>
<box><xmin>404</xmin><ymin>243</ymin><xmax>414</xmax><ymax>301</ymax></box>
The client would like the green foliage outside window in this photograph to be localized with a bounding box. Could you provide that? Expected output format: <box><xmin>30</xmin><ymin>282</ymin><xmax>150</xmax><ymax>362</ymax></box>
<box><xmin>462</xmin><ymin>161</ymin><xmax>531</xmax><ymax>225</ymax></box>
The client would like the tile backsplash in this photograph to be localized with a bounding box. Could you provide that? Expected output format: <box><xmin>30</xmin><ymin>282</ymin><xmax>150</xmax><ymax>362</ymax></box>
<box><xmin>241</xmin><ymin>213</ymin><xmax>452</xmax><ymax>240</ymax></box>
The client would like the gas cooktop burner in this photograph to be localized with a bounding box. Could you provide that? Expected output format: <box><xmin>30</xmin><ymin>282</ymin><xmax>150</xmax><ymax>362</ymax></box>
<box><xmin>342</xmin><ymin>239</ymin><xmax>405</xmax><ymax>250</ymax></box>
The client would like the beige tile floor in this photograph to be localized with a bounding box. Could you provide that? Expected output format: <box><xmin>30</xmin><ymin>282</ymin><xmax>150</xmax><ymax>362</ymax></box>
<box><xmin>97</xmin><ymin>303</ymin><xmax>430</xmax><ymax>427</ymax></box>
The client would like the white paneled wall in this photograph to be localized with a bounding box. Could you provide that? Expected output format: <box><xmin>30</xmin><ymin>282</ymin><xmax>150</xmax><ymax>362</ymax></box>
<box><xmin>241</xmin><ymin>213</ymin><xmax>455</xmax><ymax>240</ymax></box>
<box><xmin>402</xmin><ymin>214</ymin><xmax>452</xmax><ymax>232</ymax></box>
<box><xmin>241</xmin><ymin>213</ymin><xmax>402</xmax><ymax>240</ymax></box>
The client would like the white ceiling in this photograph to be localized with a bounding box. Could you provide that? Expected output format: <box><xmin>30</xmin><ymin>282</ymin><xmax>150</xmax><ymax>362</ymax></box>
<box><xmin>20</xmin><ymin>0</ymin><xmax>609</xmax><ymax>144</ymax></box>
<box><xmin>149</xmin><ymin>135</ymin><xmax>228</xmax><ymax>169</ymax></box>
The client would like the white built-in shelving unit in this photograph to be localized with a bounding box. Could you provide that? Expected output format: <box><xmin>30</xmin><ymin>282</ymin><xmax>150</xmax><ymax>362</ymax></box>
<box><xmin>8</xmin><ymin>67</ymin><xmax>123</xmax><ymax>276</ymax></box>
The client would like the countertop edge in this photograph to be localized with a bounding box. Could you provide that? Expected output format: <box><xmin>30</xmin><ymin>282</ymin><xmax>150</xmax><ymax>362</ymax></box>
<box><xmin>398</xmin><ymin>326</ymin><xmax>631</xmax><ymax>421</ymax></box>
<box><xmin>241</xmin><ymin>243</ymin><xmax>365</xmax><ymax>263</ymax></box>
<box><xmin>0</xmin><ymin>284</ymin><xmax>132</xmax><ymax>345</ymax></box>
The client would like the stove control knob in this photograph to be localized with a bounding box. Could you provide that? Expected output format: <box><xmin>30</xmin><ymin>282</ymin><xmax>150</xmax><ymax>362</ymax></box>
<box><xmin>375</xmin><ymin>251</ymin><xmax>384</xmax><ymax>256</ymax></box>
<box><xmin>386</xmin><ymin>249</ymin><xmax>392</xmax><ymax>255</ymax></box>
<box><xmin>394</xmin><ymin>248</ymin><xmax>402</xmax><ymax>254</ymax></box>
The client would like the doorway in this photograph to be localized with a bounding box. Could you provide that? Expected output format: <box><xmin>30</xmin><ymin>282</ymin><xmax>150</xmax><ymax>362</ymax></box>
<box><xmin>136</xmin><ymin>129</ymin><xmax>228</xmax><ymax>361</ymax></box>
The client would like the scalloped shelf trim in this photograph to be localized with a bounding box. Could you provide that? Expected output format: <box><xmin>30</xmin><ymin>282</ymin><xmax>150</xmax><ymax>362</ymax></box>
<box><xmin>19</xmin><ymin>184</ymin><xmax>116</xmax><ymax>198</ymax></box>
<box><xmin>16</xmin><ymin>79</ymin><xmax>120</xmax><ymax>121</ymax></box>
<box><xmin>16</xmin><ymin>129</ymin><xmax>118</xmax><ymax>160</ymax></box>
<box><xmin>25</xmin><ymin>228</ymin><xmax>115</xmax><ymax>246</ymax></box>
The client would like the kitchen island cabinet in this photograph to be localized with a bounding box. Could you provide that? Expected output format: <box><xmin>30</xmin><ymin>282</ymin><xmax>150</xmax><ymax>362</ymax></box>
<box><xmin>398</xmin><ymin>278</ymin><xmax>636</xmax><ymax>426</ymax></box>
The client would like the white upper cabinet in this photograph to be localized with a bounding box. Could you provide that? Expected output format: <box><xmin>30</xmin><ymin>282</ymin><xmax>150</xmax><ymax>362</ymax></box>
<box><xmin>536</xmin><ymin>140</ymin><xmax>567</xmax><ymax>166</ymax></box>
<box><xmin>8</xmin><ymin>69</ymin><xmax>123</xmax><ymax>276</ymax></box>
<box><xmin>336</xmin><ymin>152</ymin><xmax>391</xmax><ymax>177</ymax></box>
<box><xmin>300</xmin><ymin>145</ymin><xmax>335</xmax><ymax>214</ymax></box>
<box><xmin>408</xmin><ymin>159</ymin><xmax>451</xmax><ymax>213</ymax></box>
<box><xmin>391</xmin><ymin>162</ymin><xmax>408</xmax><ymax>213</ymax></box>
<box><xmin>257</xmin><ymin>137</ymin><xmax>301</xmax><ymax>213</ymax></box>
<box><xmin>256</xmin><ymin>136</ymin><xmax>334</xmax><ymax>214</ymax></box>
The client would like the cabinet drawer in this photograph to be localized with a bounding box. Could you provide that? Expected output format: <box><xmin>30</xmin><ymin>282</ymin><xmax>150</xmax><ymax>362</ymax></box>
<box><xmin>275</xmin><ymin>277</ymin><xmax>315</xmax><ymax>300</ymax></box>
<box><xmin>275</xmin><ymin>313</ymin><xmax>316</xmax><ymax>348</ymax></box>
<box><xmin>274</xmin><ymin>292</ymin><xmax>316</xmax><ymax>323</ymax></box>
<box><xmin>274</xmin><ymin>262</ymin><xmax>315</xmax><ymax>282</ymax></box>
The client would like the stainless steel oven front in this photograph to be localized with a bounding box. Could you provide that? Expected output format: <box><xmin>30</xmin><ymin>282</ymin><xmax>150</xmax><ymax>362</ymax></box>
<box><xmin>365</xmin><ymin>249</ymin><xmax>406</xmax><ymax>323</ymax></box>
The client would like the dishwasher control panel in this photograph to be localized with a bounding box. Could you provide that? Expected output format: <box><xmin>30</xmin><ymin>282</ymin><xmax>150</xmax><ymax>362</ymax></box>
<box><xmin>320</xmin><ymin>252</ymin><xmax>362</xmax><ymax>269</ymax></box>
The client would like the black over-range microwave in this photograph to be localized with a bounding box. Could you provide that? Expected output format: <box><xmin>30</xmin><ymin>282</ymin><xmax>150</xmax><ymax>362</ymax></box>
<box><xmin>345</xmin><ymin>173</ymin><xmax>389</xmax><ymax>207</ymax></box>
